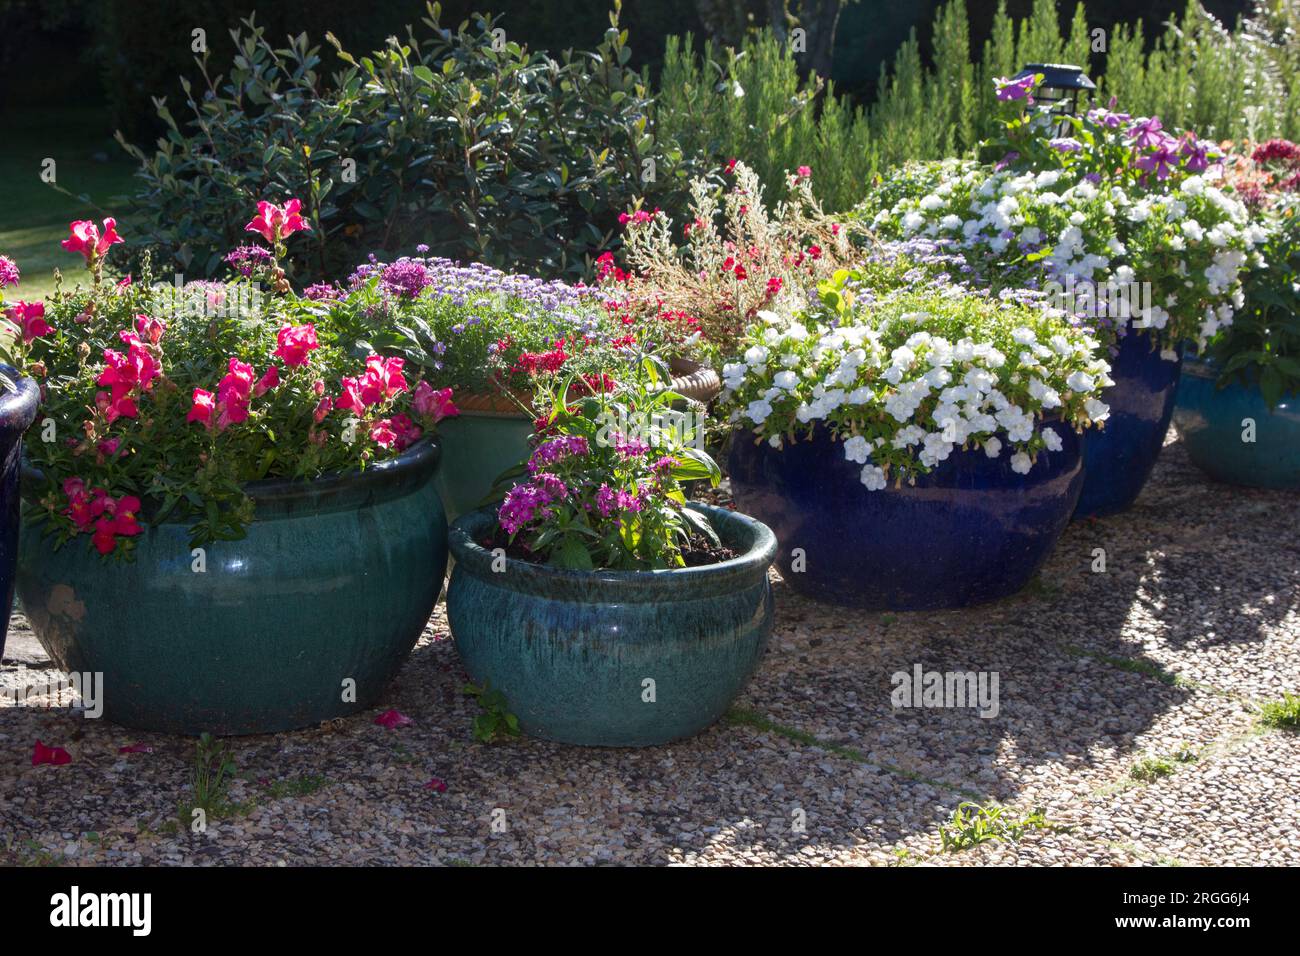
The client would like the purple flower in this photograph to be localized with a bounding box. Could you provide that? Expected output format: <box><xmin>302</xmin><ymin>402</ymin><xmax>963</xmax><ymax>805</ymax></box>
<box><xmin>1136</xmin><ymin>143</ymin><xmax>1180</xmax><ymax>180</ymax></box>
<box><xmin>1049</xmin><ymin>137</ymin><xmax>1082</xmax><ymax>153</ymax></box>
<box><xmin>527</xmin><ymin>435</ymin><xmax>590</xmax><ymax>473</ymax></box>
<box><xmin>994</xmin><ymin>151</ymin><xmax>1020</xmax><ymax>172</ymax></box>
<box><xmin>1179</xmin><ymin>135</ymin><xmax>1212</xmax><ymax>173</ymax></box>
<box><xmin>303</xmin><ymin>282</ymin><xmax>341</xmax><ymax>301</ymax></box>
<box><xmin>995</xmin><ymin>75</ymin><xmax>1038</xmax><ymax>102</ymax></box>
<box><xmin>611</xmin><ymin>432</ymin><xmax>649</xmax><ymax>458</ymax></box>
<box><xmin>380</xmin><ymin>260</ymin><xmax>431</xmax><ymax>299</ymax></box>
<box><xmin>223</xmin><ymin>244</ymin><xmax>273</xmax><ymax>277</ymax></box>
<box><xmin>1128</xmin><ymin>117</ymin><xmax>1166</xmax><ymax>150</ymax></box>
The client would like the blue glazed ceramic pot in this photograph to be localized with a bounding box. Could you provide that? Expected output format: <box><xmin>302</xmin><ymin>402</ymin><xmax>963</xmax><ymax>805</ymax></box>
<box><xmin>1074</xmin><ymin>330</ymin><xmax>1183</xmax><ymax>518</ymax></box>
<box><xmin>17</xmin><ymin>437</ymin><xmax>448</xmax><ymax>735</ymax></box>
<box><xmin>1173</xmin><ymin>356</ymin><xmax>1300</xmax><ymax>490</ymax></box>
<box><xmin>728</xmin><ymin>421</ymin><xmax>1083</xmax><ymax>610</ymax></box>
<box><xmin>446</xmin><ymin>502</ymin><xmax>776</xmax><ymax>746</ymax></box>
<box><xmin>0</xmin><ymin>365</ymin><xmax>40</xmax><ymax>660</ymax></box>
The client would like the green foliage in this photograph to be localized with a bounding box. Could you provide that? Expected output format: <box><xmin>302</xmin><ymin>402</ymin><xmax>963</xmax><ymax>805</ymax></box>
<box><xmin>118</xmin><ymin>2</ymin><xmax>702</xmax><ymax>284</ymax></box>
<box><xmin>938</xmin><ymin>801</ymin><xmax>1061</xmax><ymax>852</ymax></box>
<box><xmin>186</xmin><ymin>733</ymin><xmax>236</xmax><ymax>816</ymax></box>
<box><xmin>1206</xmin><ymin>202</ymin><xmax>1300</xmax><ymax>408</ymax></box>
<box><xmin>463</xmin><ymin>680</ymin><xmax>520</xmax><ymax>743</ymax></box>
<box><xmin>1257</xmin><ymin>691</ymin><xmax>1300</xmax><ymax>731</ymax></box>
<box><xmin>656</xmin><ymin>0</ymin><xmax>1300</xmax><ymax>218</ymax></box>
<box><xmin>656</xmin><ymin>29</ymin><xmax>871</xmax><ymax>214</ymax></box>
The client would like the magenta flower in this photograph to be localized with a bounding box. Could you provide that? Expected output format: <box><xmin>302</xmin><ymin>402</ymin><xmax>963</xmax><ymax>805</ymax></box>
<box><xmin>61</xmin><ymin>218</ymin><xmax>123</xmax><ymax>264</ymax></box>
<box><xmin>118</xmin><ymin>743</ymin><xmax>154</xmax><ymax>754</ymax></box>
<box><xmin>374</xmin><ymin>709</ymin><xmax>414</xmax><ymax>728</ymax></box>
<box><xmin>245</xmin><ymin>199</ymin><xmax>310</xmax><ymax>245</ymax></box>
<box><xmin>0</xmin><ymin>255</ymin><xmax>19</xmax><ymax>288</ymax></box>
<box><xmin>32</xmin><ymin>740</ymin><xmax>72</xmax><ymax>766</ymax></box>
<box><xmin>425</xmin><ymin>778</ymin><xmax>448</xmax><ymax>793</ymax></box>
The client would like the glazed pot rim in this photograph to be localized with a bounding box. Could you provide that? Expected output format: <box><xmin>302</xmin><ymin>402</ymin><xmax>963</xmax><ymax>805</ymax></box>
<box><xmin>448</xmin><ymin>501</ymin><xmax>776</xmax><ymax>600</ymax></box>
<box><xmin>21</xmin><ymin>434</ymin><xmax>441</xmax><ymax>519</ymax></box>
<box><xmin>0</xmin><ymin>364</ymin><xmax>41</xmax><ymax>435</ymax></box>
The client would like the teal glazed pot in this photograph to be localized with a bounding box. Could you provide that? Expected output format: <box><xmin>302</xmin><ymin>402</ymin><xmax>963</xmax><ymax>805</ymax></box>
<box><xmin>0</xmin><ymin>365</ymin><xmax>41</xmax><ymax>660</ymax></box>
<box><xmin>16</xmin><ymin>437</ymin><xmax>448</xmax><ymax>735</ymax></box>
<box><xmin>433</xmin><ymin>408</ymin><xmax>534</xmax><ymax>523</ymax></box>
<box><xmin>1074</xmin><ymin>330</ymin><xmax>1183</xmax><ymax>518</ymax></box>
<box><xmin>446</xmin><ymin>503</ymin><xmax>776</xmax><ymax>746</ymax></box>
<box><xmin>1174</xmin><ymin>356</ymin><xmax>1300</xmax><ymax>490</ymax></box>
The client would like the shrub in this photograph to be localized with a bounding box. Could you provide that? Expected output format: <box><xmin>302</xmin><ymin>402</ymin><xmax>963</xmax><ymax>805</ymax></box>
<box><xmin>117</xmin><ymin>2</ymin><xmax>705</xmax><ymax>284</ymax></box>
<box><xmin>599</xmin><ymin>160</ymin><xmax>853</xmax><ymax>362</ymax></box>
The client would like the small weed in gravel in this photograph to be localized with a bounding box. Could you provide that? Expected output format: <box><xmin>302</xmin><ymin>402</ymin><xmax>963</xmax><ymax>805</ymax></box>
<box><xmin>938</xmin><ymin>802</ymin><xmax>1064</xmax><ymax>852</ymax></box>
<box><xmin>1130</xmin><ymin>744</ymin><xmax>1198</xmax><ymax>783</ymax></box>
<box><xmin>1257</xmin><ymin>693</ymin><xmax>1300</xmax><ymax>732</ymax></box>
<box><xmin>464</xmin><ymin>681</ymin><xmax>520</xmax><ymax>743</ymax></box>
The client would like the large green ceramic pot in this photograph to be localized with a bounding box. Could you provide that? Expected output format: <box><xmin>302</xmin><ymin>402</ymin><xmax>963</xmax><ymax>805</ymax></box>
<box><xmin>16</xmin><ymin>437</ymin><xmax>448</xmax><ymax>735</ymax></box>
<box><xmin>446</xmin><ymin>502</ymin><xmax>775</xmax><ymax>746</ymax></box>
<box><xmin>1174</xmin><ymin>356</ymin><xmax>1300</xmax><ymax>490</ymax></box>
<box><xmin>435</xmin><ymin>361</ymin><xmax>722</xmax><ymax>523</ymax></box>
<box><xmin>433</xmin><ymin>408</ymin><xmax>534</xmax><ymax>523</ymax></box>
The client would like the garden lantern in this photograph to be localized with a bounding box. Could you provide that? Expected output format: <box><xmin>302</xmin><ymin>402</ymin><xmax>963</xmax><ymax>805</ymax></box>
<box><xmin>1014</xmin><ymin>62</ymin><xmax>1095</xmax><ymax>132</ymax></box>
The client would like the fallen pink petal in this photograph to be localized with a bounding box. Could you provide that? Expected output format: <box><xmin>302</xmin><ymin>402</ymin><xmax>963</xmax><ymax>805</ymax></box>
<box><xmin>374</xmin><ymin>709</ymin><xmax>413</xmax><ymax>729</ymax></box>
<box><xmin>32</xmin><ymin>741</ymin><xmax>72</xmax><ymax>766</ymax></box>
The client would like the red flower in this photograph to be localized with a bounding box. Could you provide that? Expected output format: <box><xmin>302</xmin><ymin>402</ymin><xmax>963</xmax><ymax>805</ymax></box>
<box><xmin>254</xmin><ymin>365</ymin><xmax>280</xmax><ymax>398</ymax></box>
<box><xmin>245</xmin><ymin>199</ymin><xmax>310</xmax><ymax>245</ymax></box>
<box><xmin>724</xmin><ymin>158</ymin><xmax>737</xmax><ymax>174</ymax></box>
<box><xmin>273</xmin><ymin>323</ymin><xmax>319</xmax><ymax>367</ymax></box>
<box><xmin>61</xmin><ymin>218</ymin><xmax>123</xmax><ymax>264</ymax></box>
<box><xmin>187</xmin><ymin>388</ymin><xmax>215</xmax><ymax>427</ymax></box>
<box><xmin>4</xmin><ymin>301</ymin><xmax>52</xmax><ymax>344</ymax></box>
<box><xmin>425</xmin><ymin>778</ymin><xmax>448</xmax><ymax>793</ymax></box>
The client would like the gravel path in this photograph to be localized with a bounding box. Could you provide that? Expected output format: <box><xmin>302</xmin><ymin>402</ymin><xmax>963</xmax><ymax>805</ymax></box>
<box><xmin>2</xmin><ymin>434</ymin><xmax>1296</xmax><ymax>867</ymax></box>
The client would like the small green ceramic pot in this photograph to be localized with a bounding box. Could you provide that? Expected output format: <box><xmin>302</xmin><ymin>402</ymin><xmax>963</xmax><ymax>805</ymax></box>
<box><xmin>446</xmin><ymin>502</ymin><xmax>776</xmax><ymax>746</ymax></box>
<box><xmin>16</xmin><ymin>437</ymin><xmax>448</xmax><ymax>735</ymax></box>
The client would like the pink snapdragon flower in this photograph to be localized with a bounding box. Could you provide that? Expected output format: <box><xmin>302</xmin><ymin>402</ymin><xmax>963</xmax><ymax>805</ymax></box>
<box><xmin>61</xmin><ymin>218</ymin><xmax>123</xmax><ymax>263</ymax></box>
<box><xmin>412</xmin><ymin>381</ymin><xmax>459</xmax><ymax>423</ymax></box>
<box><xmin>0</xmin><ymin>255</ymin><xmax>19</xmax><ymax>288</ymax></box>
<box><xmin>245</xmin><ymin>199</ymin><xmax>310</xmax><ymax>245</ymax></box>
<box><xmin>273</xmin><ymin>323</ymin><xmax>319</xmax><ymax>366</ymax></box>
<box><xmin>358</xmin><ymin>355</ymin><xmax>408</xmax><ymax>405</ymax></box>
<box><xmin>4</xmin><ymin>301</ymin><xmax>52</xmax><ymax>344</ymax></box>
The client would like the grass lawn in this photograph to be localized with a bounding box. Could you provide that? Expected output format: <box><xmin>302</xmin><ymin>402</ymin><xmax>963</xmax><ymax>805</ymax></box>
<box><xmin>0</xmin><ymin>108</ymin><xmax>140</xmax><ymax>301</ymax></box>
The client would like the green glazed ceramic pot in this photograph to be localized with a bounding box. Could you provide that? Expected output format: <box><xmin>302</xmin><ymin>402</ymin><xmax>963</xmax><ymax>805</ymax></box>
<box><xmin>1174</xmin><ymin>356</ymin><xmax>1300</xmax><ymax>490</ymax></box>
<box><xmin>433</xmin><ymin>409</ymin><xmax>535</xmax><ymax>523</ymax></box>
<box><xmin>16</xmin><ymin>437</ymin><xmax>448</xmax><ymax>735</ymax></box>
<box><xmin>446</xmin><ymin>502</ymin><xmax>775</xmax><ymax>746</ymax></box>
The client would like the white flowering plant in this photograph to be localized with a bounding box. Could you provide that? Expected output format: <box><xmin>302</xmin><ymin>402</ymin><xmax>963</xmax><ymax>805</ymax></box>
<box><xmin>859</xmin><ymin>82</ymin><xmax>1266</xmax><ymax>349</ymax></box>
<box><xmin>721</xmin><ymin>267</ymin><xmax>1113</xmax><ymax>490</ymax></box>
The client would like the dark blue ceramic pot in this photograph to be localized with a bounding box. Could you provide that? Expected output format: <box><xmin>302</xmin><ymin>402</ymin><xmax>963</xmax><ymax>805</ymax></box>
<box><xmin>1173</xmin><ymin>356</ymin><xmax>1300</xmax><ymax>490</ymax></box>
<box><xmin>1074</xmin><ymin>330</ymin><xmax>1183</xmax><ymax>518</ymax></box>
<box><xmin>446</xmin><ymin>503</ymin><xmax>776</xmax><ymax>746</ymax></box>
<box><xmin>0</xmin><ymin>365</ymin><xmax>40</xmax><ymax>660</ymax></box>
<box><xmin>728</xmin><ymin>421</ymin><xmax>1083</xmax><ymax>610</ymax></box>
